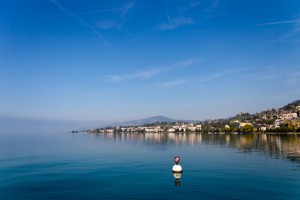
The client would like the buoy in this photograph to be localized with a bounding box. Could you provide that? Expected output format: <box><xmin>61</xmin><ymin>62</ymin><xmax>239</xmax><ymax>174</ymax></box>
<box><xmin>172</xmin><ymin>156</ymin><xmax>183</xmax><ymax>173</ymax></box>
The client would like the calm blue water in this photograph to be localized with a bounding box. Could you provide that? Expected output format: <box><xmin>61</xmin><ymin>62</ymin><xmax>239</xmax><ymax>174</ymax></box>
<box><xmin>1</xmin><ymin>132</ymin><xmax>300</xmax><ymax>199</ymax></box>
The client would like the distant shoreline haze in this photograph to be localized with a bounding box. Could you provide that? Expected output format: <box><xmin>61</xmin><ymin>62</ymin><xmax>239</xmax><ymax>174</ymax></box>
<box><xmin>0</xmin><ymin>117</ymin><xmax>108</xmax><ymax>134</ymax></box>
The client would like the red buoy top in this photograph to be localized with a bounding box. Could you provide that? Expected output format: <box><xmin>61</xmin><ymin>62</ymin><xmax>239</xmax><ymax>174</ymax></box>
<box><xmin>174</xmin><ymin>156</ymin><xmax>180</xmax><ymax>164</ymax></box>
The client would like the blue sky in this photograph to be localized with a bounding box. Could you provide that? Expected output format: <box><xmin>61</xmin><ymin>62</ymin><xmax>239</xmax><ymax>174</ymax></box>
<box><xmin>1</xmin><ymin>0</ymin><xmax>300</xmax><ymax>125</ymax></box>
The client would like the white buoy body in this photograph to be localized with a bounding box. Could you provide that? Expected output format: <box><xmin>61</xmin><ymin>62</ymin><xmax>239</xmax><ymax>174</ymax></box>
<box><xmin>172</xmin><ymin>164</ymin><xmax>183</xmax><ymax>173</ymax></box>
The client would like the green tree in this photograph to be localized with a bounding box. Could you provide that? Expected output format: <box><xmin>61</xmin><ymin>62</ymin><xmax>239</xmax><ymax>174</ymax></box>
<box><xmin>242</xmin><ymin>124</ymin><xmax>254</xmax><ymax>133</ymax></box>
<box><xmin>224</xmin><ymin>127</ymin><xmax>231</xmax><ymax>133</ymax></box>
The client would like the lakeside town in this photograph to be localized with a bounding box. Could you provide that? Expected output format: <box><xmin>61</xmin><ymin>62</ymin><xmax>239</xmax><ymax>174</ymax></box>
<box><xmin>84</xmin><ymin>100</ymin><xmax>300</xmax><ymax>134</ymax></box>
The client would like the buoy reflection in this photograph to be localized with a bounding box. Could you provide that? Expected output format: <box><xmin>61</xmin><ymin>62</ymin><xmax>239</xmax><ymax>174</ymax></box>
<box><xmin>173</xmin><ymin>172</ymin><xmax>182</xmax><ymax>186</ymax></box>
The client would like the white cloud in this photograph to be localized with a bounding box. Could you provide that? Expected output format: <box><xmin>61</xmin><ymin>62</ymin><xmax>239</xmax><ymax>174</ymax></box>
<box><xmin>201</xmin><ymin>0</ymin><xmax>221</xmax><ymax>13</ymax></box>
<box><xmin>161</xmin><ymin>79</ymin><xmax>185</xmax><ymax>88</ymax></box>
<box><xmin>257</xmin><ymin>19</ymin><xmax>300</xmax><ymax>26</ymax></box>
<box><xmin>121</xmin><ymin>1</ymin><xmax>136</xmax><ymax>17</ymax></box>
<box><xmin>201</xmin><ymin>72</ymin><xmax>229</xmax><ymax>82</ymax></box>
<box><xmin>49</xmin><ymin>0</ymin><xmax>109</xmax><ymax>46</ymax></box>
<box><xmin>201</xmin><ymin>67</ymin><xmax>252</xmax><ymax>82</ymax></box>
<box><xmin>104</xmin><ymin>75</ymin><xmax>127</xmax><ymax>82</ymax></box>
<box><xmin>158</xmin><ymin>17</ymin><xmax>193</xmax><ymax>30</ymax></box>
<box><xmin>173</xmin><ymin>59</ymin><xmax>202</xmax><ymax>68</ymax></box>
<box><xmin>278</xmin><ymin>28</ymin><xmax>300</xmax><ymax>41</ymax></box>
<box><xmin>132</xmin><ymin>68</ymin><xmax>161</xmax><ymax>79</ymax></box>
<box><xmin>104</xmin><ymin>68</ymin><xmax>161</xmax><ymax>82</ymax></box>
<box><xmin>256</xmin><ymin>19</ymin><xmax>300</xmax><ymax>44</ymax></box>
<box><xmin>103</xmin><ymin>58</ymin><xmax>201</xmax><ymax>83</ymax></box>
<box><xmin>189</xmin><ymin>1</ymin><xmax>201</xmax><ymax>8</ymax></box>
<box><xmin>96</xmin><ymin>20</ymin><xmax>121</xmax><ymax>30</ymax></box>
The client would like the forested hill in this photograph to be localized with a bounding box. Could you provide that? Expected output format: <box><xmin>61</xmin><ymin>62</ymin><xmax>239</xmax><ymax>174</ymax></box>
<box><xmin>282</xmin><ymin>100</ymin><xmax>300</xmax><ymax>110</ymax></box>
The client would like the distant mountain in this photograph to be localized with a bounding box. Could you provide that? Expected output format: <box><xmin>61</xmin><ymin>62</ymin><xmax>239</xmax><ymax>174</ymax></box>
<box><xmin>106</xmin><ymin>116</ymin><xmax>177</xmax><ymax>127</ymax></box>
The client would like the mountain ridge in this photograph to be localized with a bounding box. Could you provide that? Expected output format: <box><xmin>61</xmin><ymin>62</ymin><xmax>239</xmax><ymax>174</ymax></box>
<box><xmin>106</xmin><ymin>115</ymin><xmax>177</xmax><ymax>127</ymax></box>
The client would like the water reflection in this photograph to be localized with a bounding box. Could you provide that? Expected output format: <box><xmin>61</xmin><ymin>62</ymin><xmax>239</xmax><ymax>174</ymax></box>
<box><xmin>85</xmin><ymin>132</ymin><xmax>300</xmax><ymax>163</ymax></box>
<box><xmin>173</xmin><ymin>172</ymin><xmax>182</xmax><ymax>187</ymax></box>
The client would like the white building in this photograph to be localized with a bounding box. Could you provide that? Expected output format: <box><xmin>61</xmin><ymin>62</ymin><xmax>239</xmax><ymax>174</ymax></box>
<box><xmin>281</xmin><ymin>113</ymin><xmax>298</xmax><ymax>120</ymax></box>
<box><xmin>275</xmin><ymin>119</ymin><xmax>283</xmax><ymax>128</ymax></box>
<box><xmin>168</xmin><ymin>128</ymin><xmax>176</xmax><ymax>133</ymax></box>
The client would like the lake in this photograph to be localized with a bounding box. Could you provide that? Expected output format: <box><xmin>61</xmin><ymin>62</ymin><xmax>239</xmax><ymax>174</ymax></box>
<box><xmin>0</xmin><ymin>132</ymin><xmax>300</xmax><ymax>199</ymax></box>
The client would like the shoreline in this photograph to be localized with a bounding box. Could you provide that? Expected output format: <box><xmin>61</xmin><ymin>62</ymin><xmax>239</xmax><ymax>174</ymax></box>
<box><xmin>81</xmin><ymin>131</ymin><xmax>300</xmax><ymax>135</ymax></box>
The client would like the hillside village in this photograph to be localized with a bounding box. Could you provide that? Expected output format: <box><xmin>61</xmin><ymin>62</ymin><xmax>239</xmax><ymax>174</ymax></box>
<box><xmin>86</xmin><ymin>100</ymin><xmax>300</xmax><ymax>134</ymax></box>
